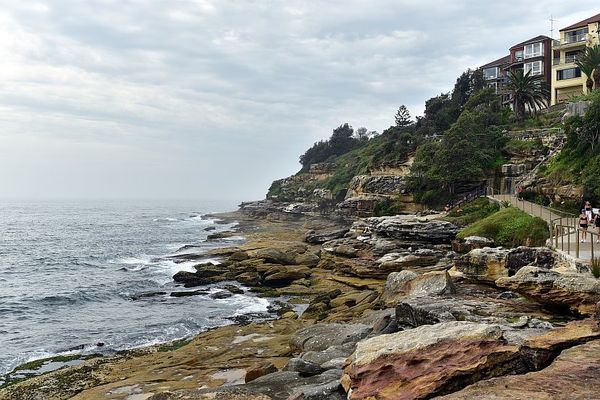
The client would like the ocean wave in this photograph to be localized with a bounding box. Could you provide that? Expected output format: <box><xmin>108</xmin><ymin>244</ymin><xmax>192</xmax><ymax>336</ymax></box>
<box><xmin>152</xmin><ymin>217</ymin><xmax>179</xmax><ymax>222</ymax></box>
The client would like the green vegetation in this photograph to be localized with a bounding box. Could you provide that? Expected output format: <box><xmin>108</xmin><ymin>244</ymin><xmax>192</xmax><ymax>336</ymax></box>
<box><xmin>457</xmin><ymin>206</ymin><xmax>549</xmax><ymax>247</ymax></box>
<box><xmin>373</xmin><ymin>197</ymin><xmax>405</xmax><ymax>217</ymax></box>
<box><xmin>504</xmin><ymin>138</ymin><xmax>547</xmax><ymax>155</ymax></box>
<box><xmin>157</xmin><ymin>339</ymin><xmax>191</xmax><ymax>352</ymax></box>
<box><xmin>442</xmin><ymin>198</ymin><xmax>500</xmax><ymax>227</ymax></box>
<box><xmin>575</xmin><ymin>45</ymin><xmax>600</xmax><ymax>90</ymax></box>
<box><xmin>409</xmin><ymin>88</ymin><xmax>508</xmax><ymax>206</ymax></box>
<box><xmin>544</xmin><ymin>91</ymin><xmax>600</xmax><ymax>202</ymax></box>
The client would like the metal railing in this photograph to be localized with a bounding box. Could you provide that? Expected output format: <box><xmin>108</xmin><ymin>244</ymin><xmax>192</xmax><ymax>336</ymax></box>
<box><xmin>447</xmin><ymin>185</ymin><xmax>487</xmax><ymax>211</ymax></box>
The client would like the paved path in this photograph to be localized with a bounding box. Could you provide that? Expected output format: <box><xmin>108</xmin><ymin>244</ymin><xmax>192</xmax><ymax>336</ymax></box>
<box><xmin>489</xmin><ymin>194</ymin><xmax>599</xmax><ymax>262</ymax></box>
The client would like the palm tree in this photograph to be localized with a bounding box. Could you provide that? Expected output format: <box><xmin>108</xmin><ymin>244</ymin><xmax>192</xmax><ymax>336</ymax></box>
<box><xmin>575</xmin><ymin>45</ymin><xmax>600</xmax><ymax>91</ymax></box>
<box><xmin>505</xmin><ymin>70</ymin><xmax>549</xmax><ymax>121</ymax></box>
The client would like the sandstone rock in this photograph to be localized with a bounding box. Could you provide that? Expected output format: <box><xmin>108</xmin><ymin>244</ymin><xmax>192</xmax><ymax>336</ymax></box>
<box><xmin>377</xmin><ymin>250</ymin><xmax>440</xmax><ymax>272</ymax></box>
<box><xmin>322</xmin><ymin>238</ymin><xmax>365</xmax><ymax>258</ymax></box>
<box><xmin>452</xmin><ymin>236</ymin><xmax>494</xmax><ymax>253</ymax></box>
<box><xmin>381</xmin><ymin>270</ymin><xmax>455</xmax><ymax>307</ymax></box>
<box><xmin>290</xmin><ymin>323</ymin><xmax>372</xmax><ymax>353</ymax></box>
<box><xmin>496</xmin><ymin>266</ymin><xmax>600</xmax><ymax>315</ymax></box>
<box><xmin>305</xmin><ymin>229</ymin><xmax>349</xmax><ymax>244</ymax></box>
<box><xmin>437</xmin><ymin>339</ymin><xmax>600</xmax><ymax>400</ymax></box>
<box><xmin>263</xmin><ymin>267</ymin><xmax>309</xmax><ymax>288</ymax></box>
<box><xmin>294</xmin><ymin>252</ymin><xmax>320</xmax><ymax>267</ymax></box>
<box><xmin>209</xmin><ymin>290</ymin><xmax>233</xmax><ymax>300</ymax></box>
<box><xmin>345</xmin><ymin>321</ymin><xmax>523</xmax><ymax>399</ymax></box>
<box><xmin>254</xmin><ymin>248</ymin><xmax>298</xmax><ymax>265</ymax></box>
<box><xmin>359</xmin><ymin>215</ymin><xmax>459</xmax><ymax>244</ymax></box>
<box><xmin>454</xmin><ymin>247</ymin><xmax>509</xmax><ymax>284</ymax></box>
<box><xmin>235</xmin><ymin>272</ymin><xmax>261</xmax><ymax>286</ymax></box>
<box><xmin>245</xmin><ymin>362</ymin><xmax>278</xmax><ymax>383</ymax></box>
<box><xmin>229</xmin><ymin>251</ymin><xmax>250</xmax><ymax>262</ymax></box>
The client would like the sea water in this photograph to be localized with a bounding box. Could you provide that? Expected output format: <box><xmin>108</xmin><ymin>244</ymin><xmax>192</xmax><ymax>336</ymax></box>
<box><xmin>0</xmin><ymin>199</ymin><xmax>269</xmax><ymax>377</ymax></box>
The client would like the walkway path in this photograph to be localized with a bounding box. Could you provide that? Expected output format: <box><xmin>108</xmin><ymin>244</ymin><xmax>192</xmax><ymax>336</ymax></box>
<box><xmin>489</xmin><ymin>193</ymin><xmax>597</xmax><ymax>263</ymax></box>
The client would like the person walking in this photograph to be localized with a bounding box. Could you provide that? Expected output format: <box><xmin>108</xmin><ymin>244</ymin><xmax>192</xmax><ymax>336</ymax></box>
<box><xmin>517</xmin><ymin>185</ymin><xmax>523</xmax><ymax>201</ymax></box>
<box><xmin>580</xmin><ymin>210</ymin><xmax>590</xmax><ymax>242</ymax></box>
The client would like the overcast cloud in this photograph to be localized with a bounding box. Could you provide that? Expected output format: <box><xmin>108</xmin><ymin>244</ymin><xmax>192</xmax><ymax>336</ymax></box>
<box><xmin>0</xmin><ymin>1</ymin><xmax>597</xmax><ymax>201</ymax></box>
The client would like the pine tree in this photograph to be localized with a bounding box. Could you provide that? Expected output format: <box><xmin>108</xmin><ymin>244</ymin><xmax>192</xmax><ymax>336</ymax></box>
<box><xmin>394</xmin><ymin>105</ymin><xmax>412</xmax><ymax>127</ymax></box>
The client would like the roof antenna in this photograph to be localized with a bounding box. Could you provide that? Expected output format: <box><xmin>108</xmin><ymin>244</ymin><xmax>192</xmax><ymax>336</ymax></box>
<box><xmin>550</xmin><ymin>15</ymin><xmax>558</xmax><ymax>40</ymax></box>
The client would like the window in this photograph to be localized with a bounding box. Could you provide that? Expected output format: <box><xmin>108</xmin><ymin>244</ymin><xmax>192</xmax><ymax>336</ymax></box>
<box><xmin>514</xmin><ymin>50</ymin><xmax>524</xmax><ymax>61</ymax></box>
<box><xmin>524</xmin><ymin>42</ymin><xmax>543</xmax><ymax>59</ymax></box>
<box><xmin>483</xmin><ymin>67</ymin><xmax>498</xmax><ymax>80</ymax></box>
<box><xmin>564</xmin><ymin>28</ymin><xmax>588</xmax><ymax>44</ymax></box>
<box><xmin>557</xmin><ymin>67</ymin><xmax>582</xmax><ymax>80</ymax></box>
<box><xmin>488</xmin><ymin>81</ymin><xmax>498</xmax><ymax>93</ymax></box>
<box><xmin>565</xmin><ymin>51</ymin><xmax>582</xmax><ymax>64</ymax></box>
<box><xmin>524</xmin><ymin>61</ymin><xmax>542</xmax><ymax>76</ymax></box>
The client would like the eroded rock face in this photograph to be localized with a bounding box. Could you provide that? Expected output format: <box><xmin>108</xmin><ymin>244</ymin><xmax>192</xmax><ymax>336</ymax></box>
<box><xmin>505</xmin><ymin>247</ymin><xmax>557</xmax><ymax>275</ymax></box>
<box><xmin>452</xmin><ymin>236</ymin><xmax>494</xmax><ymax>254</ymax></box>
<box><xmin>437</xmin><ymin>339</ymin><xmax>600</xmax><ymax>400</ymax></box>
<box><xmin>346</xmin><ymin>175</ymin><xmax>408</xmax><ymax>197</ymax></box>
<box><xmin>344</xmin><ymin>322</ymin><xmax>523</xmax><ymax>400</ymax></box>
<box><xmin>496</xmin><ymin>266</ymin><xmax>600</xmax><ymax>315</ymax></box>
<box><xmin>359</xmin><ymin>216</ymin><xmax>459</xmax><ymax>245</ymax></box>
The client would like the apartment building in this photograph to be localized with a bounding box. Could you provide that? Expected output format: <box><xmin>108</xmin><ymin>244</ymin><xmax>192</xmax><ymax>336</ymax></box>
<box><xmin>551</xmin><ymin>12</ymin><xmax>600</xmax><ymax>105</ymax></box>
<box><xmin>482</xmin><ymin>36</ymin><xmax>552</xmax><ymax>105</ymax></box>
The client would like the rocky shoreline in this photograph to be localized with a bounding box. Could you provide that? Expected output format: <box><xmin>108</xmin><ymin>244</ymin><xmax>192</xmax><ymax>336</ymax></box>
<box><xmin>2</xmin><ymin>201</ymin><xmax>600</xmax><ymax>400</ymax></box>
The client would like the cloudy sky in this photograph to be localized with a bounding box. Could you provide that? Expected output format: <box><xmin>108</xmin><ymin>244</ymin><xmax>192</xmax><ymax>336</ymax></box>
<box><xmin>0</xmin><ymin>1</ymin><xmax>597</xmax><ymax>201</ymax></box>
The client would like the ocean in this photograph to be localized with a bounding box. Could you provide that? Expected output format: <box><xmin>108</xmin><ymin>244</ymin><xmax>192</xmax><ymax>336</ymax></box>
<box><xmin>0</xmin><ymin>199</ymin><xmax>270</xmax><ymax>378</ymax></box>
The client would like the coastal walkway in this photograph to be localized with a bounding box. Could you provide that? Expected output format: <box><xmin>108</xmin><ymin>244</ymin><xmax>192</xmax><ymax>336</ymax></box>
<box><xmin>488</xmin><ymin>192</ymin><xmax>597</xmax><ymax>263</ymax></box>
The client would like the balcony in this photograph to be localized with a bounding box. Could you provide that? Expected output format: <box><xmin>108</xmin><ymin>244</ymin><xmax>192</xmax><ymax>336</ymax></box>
<box><xmin>554</xmin><ymin>34</ymin><xmax>588</xmax><ymax>49</ymax></box>
<box><xmin>553</xmin><ymin>56</ymin><xmax>580</xmax><ymax>66</ymax></box>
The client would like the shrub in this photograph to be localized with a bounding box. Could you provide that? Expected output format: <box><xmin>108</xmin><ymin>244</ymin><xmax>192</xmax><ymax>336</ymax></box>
<box><xmin>443</xmin><ymin>198</ymin><xmax>500</xmax><ymax>227</ymax></box>
<box><xmin>457</xmin><ymin>207</ymin><xmax>549</xmax><ymax>247</ymax></box>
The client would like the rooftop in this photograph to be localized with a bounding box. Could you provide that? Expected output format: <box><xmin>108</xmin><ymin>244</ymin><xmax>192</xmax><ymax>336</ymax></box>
<box><xmin>509</xmin><ymin>35</ymin><xmax>551</xmax><ymax>50</ymax></box>
<box><xmin>481</xmin><ymin>55</ymin><xmax>510</xmax><ymax>69</ymax></box>
<box><xmin>560</xmin><ymin>12</ymin><xmax>600</xmax><ymax>31</ymax></box>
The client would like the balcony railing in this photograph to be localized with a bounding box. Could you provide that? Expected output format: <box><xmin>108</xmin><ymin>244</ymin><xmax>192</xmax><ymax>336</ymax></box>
<box><xmin>553</xmin><ymin>57</ymin><xmax>580</xmax><ymax>66</ymax></box>
<box><xmin>561</xmin><ymin>34</ymin><xmax>587</xmax><ymax>44</ymax></box>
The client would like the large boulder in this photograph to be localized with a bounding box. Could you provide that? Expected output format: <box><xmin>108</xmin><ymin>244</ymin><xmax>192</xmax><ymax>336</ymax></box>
<box><xmin>381</xmin><ymin>271</ymin><xmax>456</xmax><ymax>307</ymax></box>
<box><xmin>439</xmin><ymin>333</ymin><xmax>600</xmax><ymax>399</ymax></box>
<box><xmin>343</xmin><ymin>322</ymin><xmax>524</xmax><ymax>399</ymax></box>
<box><xmin>376</xmin><ymin>249</ymin><xmax>441</xmax><ymax>272</ymax></box>
<box><xmin>452</xmin><ymin>236</ymin><xmax>494</xmax><ymax>253</ymax></box>
<box><xmin>454</xmin><ymin>248</ymin><xmax>510</xmax><ymax>284</ymax></box>
<box><xmin>496</xmin><ymin>266</ymin><xmax>600</xmax><ymax>315</ymax></box>
<box><xmin>504</xmin><ymin>247</ymin><xmax>557</xmax><ymax>275</ymax></box>
<box><xmin>358</xmin><ymin>215</ymin><xmax>459</xmax><ymax>244</ymax></box>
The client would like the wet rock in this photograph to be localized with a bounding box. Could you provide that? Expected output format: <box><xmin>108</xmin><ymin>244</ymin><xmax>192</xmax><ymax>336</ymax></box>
<box><xmin>305</xmin><ymin>229</ymin><xmax>349</xmax><ymax>244</ymax></box>
<box><xmin>283</xmin><ymin>358</ymin><xmax>324</xmax><ymax>377</ymax></box>
<box><xmin>344</xmin><ymin>321</ymin><xmax>523</xmax><ymax>400</ymax></box>
<box><xmin>209</xmin><ymin>290</ymin><xmax>233</xmax><ymax>300</ymax></box>
<box><xmin>301</xmin><ymin>345</ymin><xmax>354</xmax><ymax>367</ymax></box>
<box><xmin>263</xmin><ymin>266</ymin><xmax>310</xmax><ymax>288</ymax></box>
<box><xmin>496</xmin><ymin>266</ymin><xmax>600</xmax><ymax>315</ymax></box>
<box><xmin>255</xmin><ymin>248</ymin><xmax>298</xmax><ymax>265</ymax></box>
<box><xmin>454</xmin><ymin>247</ymin><xmax>510</xmax><ymax>284</ymax></box>
<box><xmin>208</xmin><ymin>231</ymin><xmax>237</xmax><ymax>240</ymax></box>
<box><xmin>223</xmin><ymin>284</ymin><xmax>245</xmax><ymax>294</ymax></box>
<box><xmin>290</xmin><ymin>323</ymin><xmax>372</xmax><ymax>353</ymax></box>
<box><xmin>235</xmin><ymin>272</ymin><xmax>261</xmax><ymax>286</ymax></box>
<box><xmin>130</xmin><ymin>291</ymin><xmax>167</xmax><ymax>300</ymax></box>
<box><xmin>172</xmin><ymin>271</ymin><xmax>223</xmax><ymax>287</ymax></box>
<box><xmin>245</xmin><ymin>361</ymin><xmax>278</xmax><ymax>383</ymax></box>
<box><xmin>294</xmin><ymin>251</ymin><xmax>320</xmax><ymax>267</ymax></box>
<box><xmin>169</xmin><ymin>290</ymin><xmax>208</xmax><ymax>297</ymax></box>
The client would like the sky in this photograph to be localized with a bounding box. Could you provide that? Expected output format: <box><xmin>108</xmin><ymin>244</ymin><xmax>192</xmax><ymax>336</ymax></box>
<box><xmin>0</xmin><ymin>1</ymin><xmax>598</xmax><ymax>201</ymax></box>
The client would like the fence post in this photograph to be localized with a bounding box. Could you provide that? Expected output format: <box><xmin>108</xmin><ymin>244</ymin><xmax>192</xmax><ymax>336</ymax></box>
<box><xmin>576</xmin><ymin>229</ymin><xmax>580</xmax><ymax>259</ymax></box>
<box><xmin>568</xmin><ymin>230</ymin><xmax>571</xmax><ymax>255</ymax></box>
<box><xmin>554</xmin><ymin>224</ymin><xmax>558</xmax><ymax>248</ymax></box>
<box><xmin>592</xmin><ymin>236</ymin><xmax>595</xmax><ymax>262</ymax></box>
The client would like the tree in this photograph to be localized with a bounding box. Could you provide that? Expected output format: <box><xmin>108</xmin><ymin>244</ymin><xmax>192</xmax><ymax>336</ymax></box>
<box><xmin>580</xmin><ymin>91</ymin><xmax>600</xmax><ymax>151</ymax></box>
<box><xmin>355</xmin><ymin>127</ymin><xmax>369</xmax><ymax>141</ymax></box>
<box><xmin>575</xmin><ymin>45</ymin><xmax>600</xmax><ymax>91</ymax></box>
<box><xmin>394</xmin><ymin>105</ymin><xmax>412</xmax><ymax>127</ymax></box>
<box><xmin>505</xmin><ymin>70</ymin><xmax>549</xmax><ymax>121</ymax></box>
